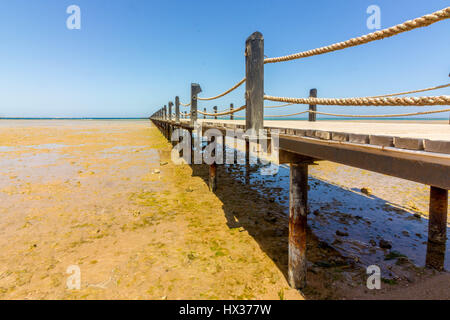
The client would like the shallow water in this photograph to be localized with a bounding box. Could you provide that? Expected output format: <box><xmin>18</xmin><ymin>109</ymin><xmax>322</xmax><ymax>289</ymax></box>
<box><xmin>221</xmin><ymin>147</ymin><xmax>450</xmax><ymax>275</ymax></box>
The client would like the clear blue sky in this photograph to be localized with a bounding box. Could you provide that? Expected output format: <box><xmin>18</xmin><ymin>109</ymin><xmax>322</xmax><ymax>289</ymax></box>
<box><xmin>0</xmin><ymin>0</ymin><xmax>448</xmax><ymax>118</ymax></box>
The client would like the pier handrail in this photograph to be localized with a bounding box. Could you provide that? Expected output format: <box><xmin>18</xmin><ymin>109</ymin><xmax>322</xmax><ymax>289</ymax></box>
<box><xmin>263</xmin><ymin>95</ymin><xmax>450</xmax><ymax>106</ymax></box>
<box><xmin>263</xmin><ymin>83</ymin><xmax>450</xmax><ymax>109</ymax></box>
<box><xmin>264</xmin><ymin>7</ymin><xmax>450</xmax><ymax>64</ymax></box>
<box><xmin>197</xmin><ymin>78</ymin><xmax>246</xmax><ymax>101</ymax></box>
<box><xmin>198</xmin><ymin>105</ymin><xmax>246</xmax><ymax>116</ymax></box>
<box><xmin>265</xmin><ymin>108</ymin><xmax>450</xmax><ymax>118</ymax></box>
<box><xmin>151</xmin><ymin>6</ymin><xmax>450</xmax><ymax>121</ymax></box>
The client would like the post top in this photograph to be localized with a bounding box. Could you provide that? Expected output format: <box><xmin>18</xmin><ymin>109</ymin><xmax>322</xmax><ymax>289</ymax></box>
<box><xmin>246</xmin><ymin>31</ymin><xmax>263</xmax><ymax>42</ymax></box>
<box><xmin>191</xmin><ymin>83</ymin><xmax>202</xmax><ymax>95</ymax></box>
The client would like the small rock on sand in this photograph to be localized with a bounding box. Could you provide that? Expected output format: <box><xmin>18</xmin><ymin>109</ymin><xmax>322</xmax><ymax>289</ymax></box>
<box><xmin>360</xmin><ymin>187</ymin><xmax>372</xmax><ymax>195</ymax></box>
<box><xmin>379</xmin><ymin>239</ymin><xmax>392</xmax><ymax>249</ymax></box>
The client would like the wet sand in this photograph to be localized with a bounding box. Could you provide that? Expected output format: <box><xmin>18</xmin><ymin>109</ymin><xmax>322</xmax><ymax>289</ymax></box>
<box><xmin>0</xmin><ymin>120</ymin><xmax>448</xmax><ymax>299</ymax></box>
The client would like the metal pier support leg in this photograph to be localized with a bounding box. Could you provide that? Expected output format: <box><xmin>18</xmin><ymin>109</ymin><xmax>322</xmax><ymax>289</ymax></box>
<box><xmin>209</xmin><ymin>163</ymin><xmax>217</xmax><ymax>192</ymax></box>
<box><xmin>189</xmin><ymin>129</ymin><xmax>194</xmax><ymax>165</ymax></box>
<box><xmin>245</xmin><ymin>139</ymin><xmax>250</xmax><ymax>184</ymax></box>
<box><xmin>222</xmin><ymin>137</ymin><xmax>226</xmax><ymax>162</ymax></box>
<box><xmin>426</xmin><ymin>186</ymin><xmax>448</xmax><ymax>270</ymax></box>
<box><xmin>288</xmin><ymin>163</ymin><xmax>309</xmax><ymax>289</ymax></box>
<box><xmin>209</xmin><ymin>136</ymin><xmax>217</xmax><ymax>191</ymax></box>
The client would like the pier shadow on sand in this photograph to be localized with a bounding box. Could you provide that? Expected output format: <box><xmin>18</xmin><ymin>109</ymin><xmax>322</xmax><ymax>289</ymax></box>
<box><xmin>155</xmin><ymin>125</ymin><xmax>448</xmax><ymax>298</ymax></box>
<box><xmin>186</xmin><ymin>155</ymin><xmax>449</xmax><ymax>298</ymax></box>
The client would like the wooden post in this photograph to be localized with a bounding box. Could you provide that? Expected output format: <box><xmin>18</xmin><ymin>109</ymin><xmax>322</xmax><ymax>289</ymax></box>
<box><xmin>214</xmin><ymin>106</ymin><xmax>218</xmax><ymax>120</ymax></box>
<box><xmin>203</xmin><ymin>108</ymin><xmax>206</xmax><ymax>119</ymax></box>
<box><xmin>163</xmin><ymin>105</ymin><xmax>168</xmax><ymax>138</ymax></box>
<box><xmin>168</xmin><ymin>101</ymin><xmax>173</xmax><ymax>139</ymax></box>
<box><xmin>168</xmin><ymin>101</ymin><xmax>173</xmax><ymax>121</ymax></box>
<box><xmin>245</xmin><ymin>32</ymin><xmax>264</xmax><ymax>133</ymax></box>
<box><xmin>230</xmin><ymin>103</ymin><xmax>234</xmax><ymax>120</ymax></box>
<box><xmin>308</xmin><ymin>89</ymin><xmax>317</xmax><ymax>122</ymax></box>
<box><xmin>191</xmin><ymin>83</ymin><xmax>202</xmax><ymax>125</ymax></box>
<box><xmin>426</xmin><ymin>186</ymin><xmax>448</xmax><ymax>270</ymax></box>
<box><xmin>288</xmin><ymin>163</ymin><xmax>309</xmax><ymax>289</ymax></box>
<box><xmin>175</xmin><ymin>97</ymin><xmax>180</xmax><ymax>123</ymax></box>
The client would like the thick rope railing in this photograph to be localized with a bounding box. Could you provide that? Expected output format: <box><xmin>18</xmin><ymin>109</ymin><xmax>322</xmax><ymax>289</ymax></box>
<box><xmin>368</xmin><ymin>83</ymin><xmax>450</xmax><ymax>98</ymax></box>
<box><xmin>179</xmin><ymin>102</ymin><xmax>191</xmax><ymax>107</ymax></box>
<box><xmin>265</xmin><ymin>108</ymin><xmax>450</xmax><ymax>118</ymax></box>
<box><xmin>264</xmin><ymin>103</ymin><xmax>294</xmax><ymax>108</ymax></box>
<box><xmin>264</xmin><ymin>7</ymin><xmax>450</xmax><ymax>64</ymax></box>
<box><xmin>197</xmin><ymin>78</ymin><xmax>246</xmax><ymax>101</ymax></box>
<box><xmin>264</xmin><ymin>110</ymin><xmax>309</xmax><ymax>118</ymax></box>
<box><xmin>263</xmin><ymin>83</ymin><xmax>450</xmax><ymax>108</ymax></box>
<box><xmin>198</xmin><ymin>105</ymin><xmax>246</xmax><ymax>116</ymax></box>
<box><xmin>264</xmin><ymin>95</ymin><xmax>450</xmax><ymax>106</ymax></box>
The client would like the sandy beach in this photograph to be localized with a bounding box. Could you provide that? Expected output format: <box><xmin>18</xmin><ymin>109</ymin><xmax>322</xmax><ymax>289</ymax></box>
<box><xmin>0</xmin><ymin>120</ymin><xmax>448</xmax><ymax>299</ymax></box>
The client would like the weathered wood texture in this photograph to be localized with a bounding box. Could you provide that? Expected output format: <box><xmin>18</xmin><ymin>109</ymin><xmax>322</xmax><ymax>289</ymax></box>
<box><xmin>230</xmin><ymin>103</ymin><xmax>234</xmax><ymax>120</ymax></box>
<box><xmin>190</xmin><ymin>83</ymin><xmax>202</xmax><ymax>125</ymax></box>
<box><xmin>168</xmin><ymin>101</ymin><xmax>173</xmax><ymax>121</ymax></box>
<box><xmin>245</xmin><ymin>32</ymin><xmax>264</xmax><ymax>133</ymax></box>
<box><xmin>175</xmin><ymin>96</ymin><xmax>180</xmax><ymax>123</ymax></box>
<box><xmin>308</xmin><ymin>89</ymin><xmax>317</xmax><ymax>122</ymax></box>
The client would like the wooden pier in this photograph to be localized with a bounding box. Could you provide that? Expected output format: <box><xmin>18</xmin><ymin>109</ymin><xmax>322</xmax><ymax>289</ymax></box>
<box><xmin>149</xmin><ymin>15</ymin><xmax>450</xmax><ymax>289</ymax></box>
<box><xmin>152</xmin><ymin>116</ymin><xmax>449</xmax><ymax>286</ymax></box>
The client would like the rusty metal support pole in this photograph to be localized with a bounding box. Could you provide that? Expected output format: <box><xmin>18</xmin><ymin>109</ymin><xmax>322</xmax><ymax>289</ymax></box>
<box><xmin>189</xmin><ymin>128</ymin><xmax>194</xmax><ymax>164</ymax></box>
<box><xmin>308</xmin><ymin>89</ymin><xmax>317</xmax><ymax>122</ymax></box>
<box><xmin>245</xmin><ymin>31</ymin><xmax>264</xmax><ymax>133</ymax></box>
<box><xmin>222</xmin><ymin>135</ymin><xmax>226</xmax><ymax>160</ymax></box>
<box><xmin>426</xmin><ymin>186</ymin><xmax>448</xmax><ymax>270</ymax></box>
<box><xmin>245</xmin><ymin>139</ymin><xmax>250</xmax><ymax>184</ymax></box>
<box><xmin>289</xmin><ymin>162</ymin><xmax>309</xmax><ymax>289</ymax></box>
<box><xmin>209</xmin><ymin>163</ymin><xmax>217</xmax><ymax>191</ymax></box>
<box><xmin>190</xmin><ymin>83</ymin><xmax>202</xmax><ymax>126</ymax></box>
<box><xmin>209</xmin><ymin>136</ymin><xmax>217</xmax><ymax>191</ymax></box>
<box><xmin>213</xmin><ymin>106</ymin><xmax>217</xmax><ymax>120</ymax></box>
<box><xmin>230</xmin><ymin>103</ymin><xmax>234</xmax><ymax>120</ymax></box>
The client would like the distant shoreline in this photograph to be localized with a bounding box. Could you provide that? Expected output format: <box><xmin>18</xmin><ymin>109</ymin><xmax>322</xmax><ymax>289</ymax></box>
<box><xmin>0</xmin><ymin>117</ymin><xmax>447</xmax><ymax>121</ymax></box>
<box><xmin>0</xmin><ymin>117</ymin><xmax>149</xmax><ymax>120</ymax></box>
